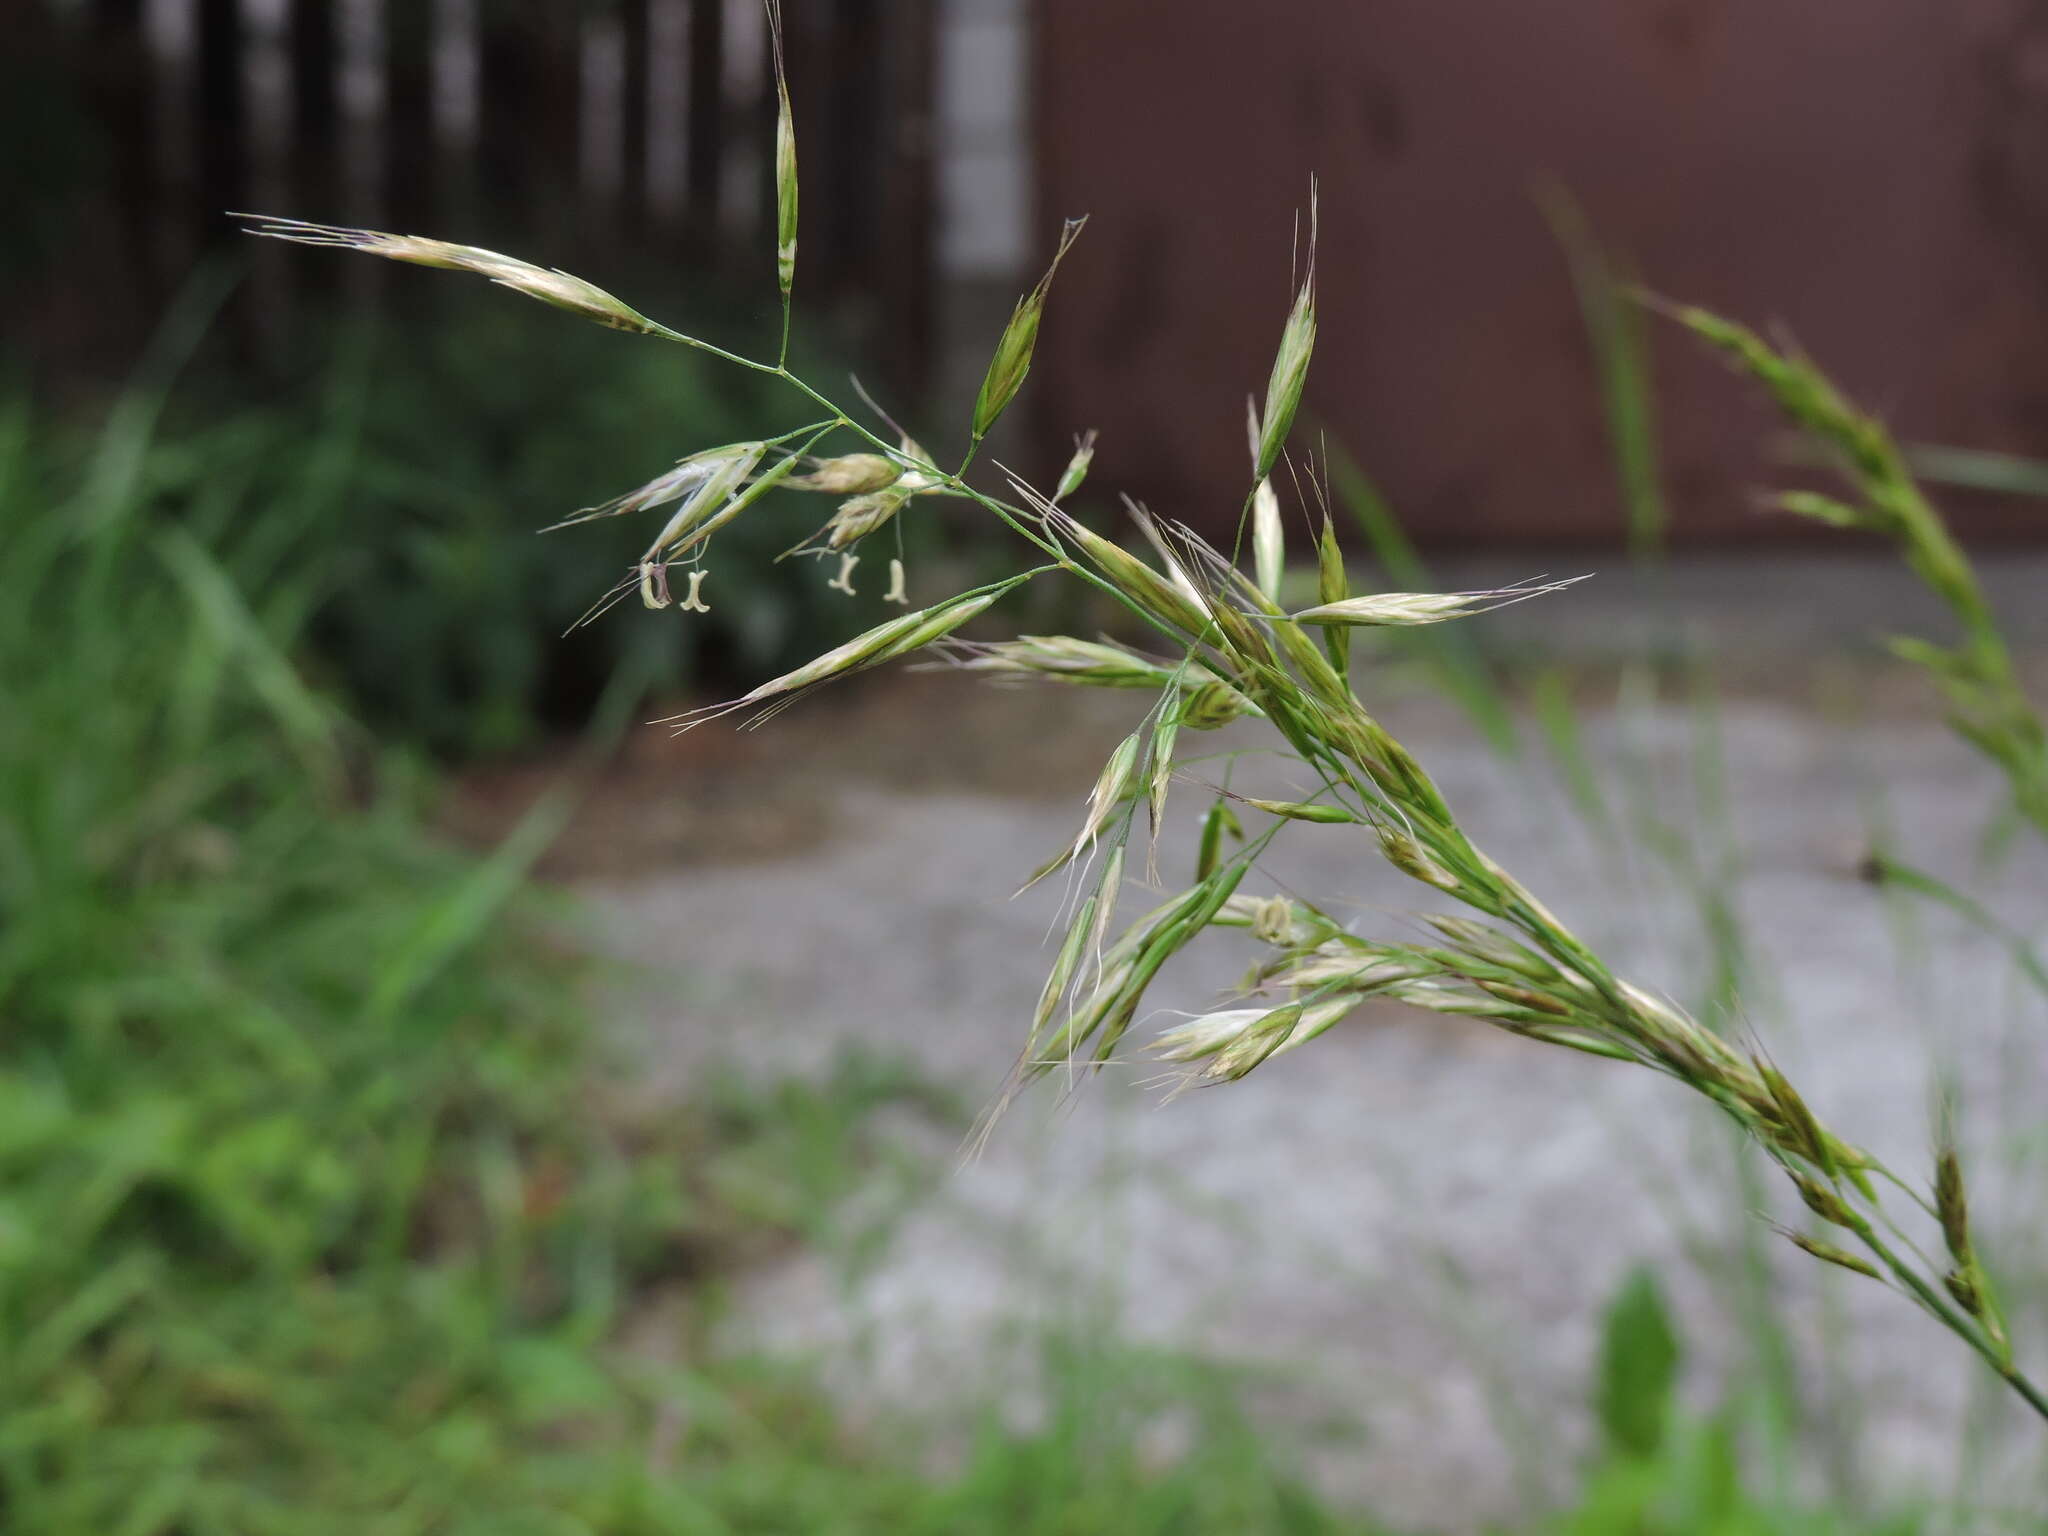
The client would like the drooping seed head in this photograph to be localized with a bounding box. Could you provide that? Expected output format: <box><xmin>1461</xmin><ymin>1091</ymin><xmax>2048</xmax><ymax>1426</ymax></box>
<box><xmin>243</xmin><ymin>217</ymin><xmax>669</xmax><ymax>335</ymax></box>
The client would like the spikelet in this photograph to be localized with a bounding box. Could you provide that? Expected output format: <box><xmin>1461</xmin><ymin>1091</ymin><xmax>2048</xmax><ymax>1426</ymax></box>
<box><xmin>1292</xmin><ymin>578</ymin><xmax>1584</xmax><ymax>628</ymax></box>
<box><xmin>241</xmin><ymin>218</ymin><xmax>672</xmax><ymax>336</ymax></box>
<box><xmin>973</xmin><ymin>218</ymin><xmax>1087</xmax><ymax>440</ymax></box>
<box><xmin>1254</xmin><ymin>185</ymin><xmax>1317</xmax><ymax>481</ymax></box>
<box><xmin>1056</xmin><ymin>430</ymin><xmax>1100</xmax><ymax>500</ymax></box>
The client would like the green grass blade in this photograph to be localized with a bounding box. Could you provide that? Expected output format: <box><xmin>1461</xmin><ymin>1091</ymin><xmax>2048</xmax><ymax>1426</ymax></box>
<box><xmin>1539</xmin><ymin>184</ymin><xmax>1668</xmax><ymax>562</ymax></box>
<box><xmin>1865</xmin><ymin>854</ymin><xmax>2048</xmax><ymax>1003</ymax></box>
<box><xmin>154</xmin><ymin>525</ymin><xmax>337</xmax><ymax>777</ymax></box>
<box><xmin>362</xmin><ymin>789</ymin><xmax>573</xmax><ymax>1022</ymax></box>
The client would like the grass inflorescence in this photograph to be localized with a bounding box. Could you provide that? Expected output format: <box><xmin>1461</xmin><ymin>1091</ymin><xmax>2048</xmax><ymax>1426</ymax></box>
<box><xmin>1673</xmin><ymin>305</ymin><xmax>2048</xmax><ymax>841</ymax></box>
<box><xmin>247</xmin><ymin>0</ymin><xmax>2048</xmax><ymax>1452</ymax></box>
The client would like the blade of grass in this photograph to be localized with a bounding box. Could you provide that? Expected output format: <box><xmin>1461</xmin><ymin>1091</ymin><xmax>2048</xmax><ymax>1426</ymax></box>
<box><xmin>1540</xmin><ymin>184</ymin><xmax>1668</xmax><ymax>563</ymax></box>
<box><xmin>362</xmin><ymin>789</ymin><xmax>573</xmax><ymax>1022</ymax></box>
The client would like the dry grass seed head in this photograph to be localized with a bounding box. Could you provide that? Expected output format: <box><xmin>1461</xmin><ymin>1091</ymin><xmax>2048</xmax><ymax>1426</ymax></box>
<box><xmin>243</xmin><ymin>217</ymin><xmax>668</xmax><ymax>335</ymax></box>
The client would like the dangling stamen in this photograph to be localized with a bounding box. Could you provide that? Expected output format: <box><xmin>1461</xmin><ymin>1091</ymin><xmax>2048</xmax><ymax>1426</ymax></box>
<box><xmin>884</xmin><ymin>558</ymin><xmax>909</xmax><ymax>605</ymax></box>
<box><xmin>680</xmin><ymin>567</ymin><xmax>711</xmax><ymax>613</ymax></box>
<box><xmin>639</xmin><ymin>560</ymin><xmax>672</xmax><ymax>609</ymax></box>
<box><xmin>828</xmin><ymin>552</ymin><xmax>859</xmax><ymax>595</ymax></box>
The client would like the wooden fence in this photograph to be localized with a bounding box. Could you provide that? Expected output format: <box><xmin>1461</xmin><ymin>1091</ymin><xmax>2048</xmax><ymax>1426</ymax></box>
<box><xmin>24</xmin><ymin>0</ymin><xmax>937</xmax><ymax>392</ymax></box>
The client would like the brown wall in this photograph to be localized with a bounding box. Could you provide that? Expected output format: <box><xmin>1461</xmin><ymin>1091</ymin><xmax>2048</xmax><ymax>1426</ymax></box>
<box><xmin>1033</xmin><ymin>0</ymin><xmax>2048</xmax><ymax>545</ymax></box>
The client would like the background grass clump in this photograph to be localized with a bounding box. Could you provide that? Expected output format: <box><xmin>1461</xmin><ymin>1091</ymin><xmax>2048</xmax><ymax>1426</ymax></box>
<box><xmin>0</xmin><ymin>326</ymin><xmax>661</xmax><ymax>1528</ymax></box>
<box><xmin>0</xmin><ymin>330</ymin><xmax>1361</xmax><ymax>1534</ymax></box>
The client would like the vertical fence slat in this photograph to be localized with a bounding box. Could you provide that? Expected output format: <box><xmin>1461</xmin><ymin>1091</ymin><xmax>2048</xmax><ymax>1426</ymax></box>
<box><xmin>88</xmin><ymin>0</ymin><xmax>155</xmax><ymax>244</ymax></box>
<box><xmin>285</xmin><ymin>0</ymin><xmax>340</xmax><ymax>275</ymax></box>
<box><xmin>876</xmin><ymin>0</ymin><xmax>936</xmax><ymax>403</ymax></box>
<box><xmin>618</xmin><ymin>0</ymin><xmax>650</xmax><ymax>236</ymax></box>
<box><xmin>684</xmin><ymin>0</ymin><xmax>725</xmax><ymax>256</ymax></box>
<box><xmin>32</xmin><ymin>0</ymin><xmax>940</xmax><ymax>392</ymax></box>
<box><xmin>475</xmin><ymin>0</ymin><xmax>581</xmax><ymax>245</ymax></box>
<box><xmin>195</xmin><ymin>0</ymin><xmax>246</xmax><ymax>236</ymax></box>
<box><xmin>383</xmin><ymin>0</ymin><xmax>434</xmax><ymax>234</ymax></box>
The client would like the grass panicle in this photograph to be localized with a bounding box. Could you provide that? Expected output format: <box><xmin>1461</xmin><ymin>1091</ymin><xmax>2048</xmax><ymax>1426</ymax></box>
<box><xmin>253</xmin><ymin>24</ymin><xmax>2048</xmax><ymax>1434</ymax></box>
<box><xmin>1676</xmin><ymin>304</ymin><xmax>2048</xmax><ymax>837</ymax></box>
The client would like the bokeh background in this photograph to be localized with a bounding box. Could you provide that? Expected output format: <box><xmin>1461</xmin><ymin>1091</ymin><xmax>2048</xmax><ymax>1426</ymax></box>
<box><xmin>7</xmin><ymin>2</ymin><xmax>2048</xmax><ymax>1531</ymax></box>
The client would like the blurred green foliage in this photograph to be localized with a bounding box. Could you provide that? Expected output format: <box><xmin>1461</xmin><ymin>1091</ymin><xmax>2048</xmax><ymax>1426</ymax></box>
<box><xmin>1596</xmin><ymin>1266</ymin><xmax>1682</xmax><ymax>1462</ymax></box>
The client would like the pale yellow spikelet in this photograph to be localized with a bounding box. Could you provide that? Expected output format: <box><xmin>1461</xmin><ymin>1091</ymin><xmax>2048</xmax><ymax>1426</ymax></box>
<box><xmin>786</xmin><ymin>454</ymin><xmax>903</xmax><ymax>495</ymax></box>
<box><xmin>241</xmin><ymin>217</ymin><xmax>670</xmax><ymax>335</ymax></box>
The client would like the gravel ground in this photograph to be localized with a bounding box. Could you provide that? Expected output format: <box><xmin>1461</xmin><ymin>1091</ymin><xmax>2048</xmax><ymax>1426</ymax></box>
<box><xmin>554</xmin><ymin>555</ymin><xmax>2048</xmax><ymax>1526</ymax></box>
